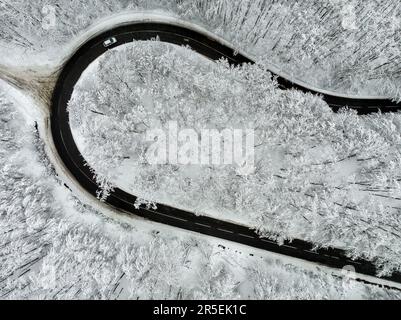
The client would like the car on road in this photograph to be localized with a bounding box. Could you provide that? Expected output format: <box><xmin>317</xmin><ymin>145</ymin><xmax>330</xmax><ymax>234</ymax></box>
<box><xmin>103</xmin><ymin>37</ymin><xmax>117</xmax><ymax>47</ymax></box>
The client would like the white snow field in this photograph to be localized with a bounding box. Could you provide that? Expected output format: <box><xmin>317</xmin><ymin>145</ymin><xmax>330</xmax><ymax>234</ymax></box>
<box><xmin>3</xmin><ymin>82</ymin><xmax>400</xmax><ymax>299</ymax></box>
<box><xmin>69</xmin><ymin>41</ymin><xmax>401</xmax><ymax>276</ymax></box>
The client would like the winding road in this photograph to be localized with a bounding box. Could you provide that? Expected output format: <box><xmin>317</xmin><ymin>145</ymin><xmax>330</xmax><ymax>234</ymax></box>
<box><xmin>51</xmin><ymin>22</ymin><xmax>401</xmax><ymax>290</ymax></box>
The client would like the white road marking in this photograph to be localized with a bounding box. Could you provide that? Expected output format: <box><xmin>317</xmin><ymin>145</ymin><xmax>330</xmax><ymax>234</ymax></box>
<box><xmin>195</xmin><ymin>222</ymin><xmax>212</xmax><ymax>228</ymax></box>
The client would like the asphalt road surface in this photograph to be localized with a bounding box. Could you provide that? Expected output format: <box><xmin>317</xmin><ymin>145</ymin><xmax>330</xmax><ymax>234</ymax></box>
<box><xmin>50</xmin><ymin>22</ymin><xmax>401</xmax><ymax>289</ymax></box>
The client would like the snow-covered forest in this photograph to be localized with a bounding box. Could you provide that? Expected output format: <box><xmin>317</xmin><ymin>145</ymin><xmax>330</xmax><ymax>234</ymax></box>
<box><xmin>3</xmin><ymin>84</ymin><xmax>397</xmax><ymax>299</ymax></box>
<box><xmin>0</xmin><ymin>0</ymin><xmax>400</xmax><ymax>98</ymax></box>
<box><xmin>69</xmin><ymin>41</ymin><xmax>401</xmax><ymax>276</ymax></box>
<box><xmin>1</xmin><ymin>0</ymin><xmax>401</xmax><ymax>300</ymax></box>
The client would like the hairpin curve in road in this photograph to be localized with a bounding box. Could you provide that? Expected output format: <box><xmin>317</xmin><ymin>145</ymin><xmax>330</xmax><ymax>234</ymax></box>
<box><xmin>50</xmin><ymin>22</ymin><xmax>401</xmax><ymax>290</ymax></box>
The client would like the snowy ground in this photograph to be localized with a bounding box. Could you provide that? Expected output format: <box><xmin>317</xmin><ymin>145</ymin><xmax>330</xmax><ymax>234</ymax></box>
<box><xmin>69</xmin><ymin>41</ymin><xmax>401</xmax><ymax>277</ymax></box>
<box><xmin>2</xmin><ymin>82</ymin><xmax>400</xmax><ymax>299</ymax></box>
